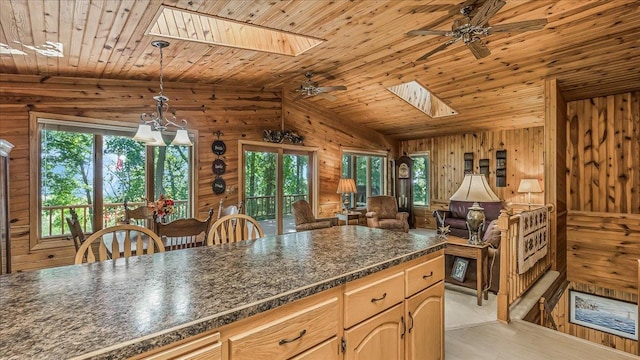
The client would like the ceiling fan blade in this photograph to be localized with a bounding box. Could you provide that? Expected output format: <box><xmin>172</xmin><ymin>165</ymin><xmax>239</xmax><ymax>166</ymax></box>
<box><xmin>470</xmin><ymin>0</ymin><xmax>505</xmax><ymax>26</ymax></box>
<box><xmin>293</xmin><ymin>93</ymin><xmax>305</xmax><ymax>101</ymax></box>
<box><xmin>488</xmin><ymin>19</ymin><xmax>548</xmax><ymax>33</ymax></box>
<box><xmin>407</xmin><ymin>29</ymin><xmax>450</xmax><ymax>37</ymax></box>
<box><xmin>317</xmin><ymin>92</ymin><xmax>337</xmax><ymax>102</ymax></box>
<box><xmin>467</xmin><ymin>39</ymin><xmax>491</xmax><ymax>59</ymax></box>
<box><xmin>416</xmin><ymin>38</ymin><xmax>459</xmax><ymax>61</ymax></box>
<box><xmin>317</xmin><ymin>86</ymin><xmax>347</xmax><ymax>92</ymax></box>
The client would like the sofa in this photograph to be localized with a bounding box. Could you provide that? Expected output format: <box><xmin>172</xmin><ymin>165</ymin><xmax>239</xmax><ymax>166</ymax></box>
<box><xmin>365</xmin><ymin>196</ymin><xmax>409</xmax><ymax>233</ymax></box>
<box><xmin>432</xmin><ymin>200</ymin><xmax>503</xmax><ymax>238</ymax></box>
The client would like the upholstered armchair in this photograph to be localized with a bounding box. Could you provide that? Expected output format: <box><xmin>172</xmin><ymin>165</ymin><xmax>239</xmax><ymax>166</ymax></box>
<box><xmin>365</xmin><ymin>196</ymin><xmax>409</xmax><ymax>233</ymax></box>
<box><xmin>292</xmin><ymin>199</ymin><xmax>338</xmax><ymax>232</ymax></box>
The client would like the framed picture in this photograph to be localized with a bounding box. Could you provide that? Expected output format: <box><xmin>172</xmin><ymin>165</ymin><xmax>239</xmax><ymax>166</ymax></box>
<box><xmin>569</xmin><ymin>290</ymin><xmax>638</xmax><ymax>340</ymax></box>
<box><xmin>451</xmin><ymin>257</ymin><xmax>469</xmax><ymax>282</ymax></box>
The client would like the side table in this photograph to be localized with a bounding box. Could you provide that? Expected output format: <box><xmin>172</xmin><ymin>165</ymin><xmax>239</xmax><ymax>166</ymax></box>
<box><xmin>445</xmin><ymin>235</ymin><xmax>489</xmax><ymax>306</ymax></box>
<box><xmin>335</xmin><ymin>212</ymin><xmax>360</xmax><ymax>226</ymax></box>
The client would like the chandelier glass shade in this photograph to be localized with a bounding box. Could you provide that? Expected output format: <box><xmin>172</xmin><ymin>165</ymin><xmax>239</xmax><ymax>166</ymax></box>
<box><xmin>133</xmin><ymin>40</ymin><xmax>193</xmax><ymax>146</ymax></box>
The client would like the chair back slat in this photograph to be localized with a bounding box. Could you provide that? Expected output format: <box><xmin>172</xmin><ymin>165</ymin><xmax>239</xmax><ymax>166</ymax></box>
<box><xmin>98</xmin><ymin>239</ymin><xmax>108</xmax><ymax>261</ymax></box>
<box><xmin>207</xmin><ymin>214</ymin><xmax>264</xmax><ymax>245</ymax></box>
<box><xmin>75</xmin><ymin>224</ymin><xmax>165</xmax><ymax>264</ymax></box>
<box><xmin>66</xmin><ymin>208</ymin><xmax>86</xmax><ymax>252</ymax></box>
<box><xmin>156</xmin><ymin>209</ymin><xmax>213</xmax><ymax>250</ymax></box>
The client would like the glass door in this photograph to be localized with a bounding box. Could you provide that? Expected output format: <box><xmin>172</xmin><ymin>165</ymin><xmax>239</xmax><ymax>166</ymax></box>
<box><xmin>243</xmin><ymin>144</ymin><xmax>313</xmax><ymax>235</ymax></box>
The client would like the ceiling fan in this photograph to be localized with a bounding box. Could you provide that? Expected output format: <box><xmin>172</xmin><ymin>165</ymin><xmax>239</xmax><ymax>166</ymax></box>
<box><xmin>293</xmin><ymin>72</ymin><xmax>347</xmax><ymax>101</ymax></box>
<box><xmin>407</xmin><ymin>0</ymin><xmax>547</xmax><ymax>61</ymax></box>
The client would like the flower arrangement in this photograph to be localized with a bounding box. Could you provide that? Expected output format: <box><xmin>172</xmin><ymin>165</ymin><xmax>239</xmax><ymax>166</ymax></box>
<box><xmin>149</xmin><ymin>194</ymin><xmax>175</xmax><ymax>219</ymax></box>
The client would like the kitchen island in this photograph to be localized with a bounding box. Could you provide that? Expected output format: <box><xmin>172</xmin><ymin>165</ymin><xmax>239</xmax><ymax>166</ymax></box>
<box><xmin>0</xmin><ymin>226</ymin><xmax>445</xmax><ymax>359</ymax></box>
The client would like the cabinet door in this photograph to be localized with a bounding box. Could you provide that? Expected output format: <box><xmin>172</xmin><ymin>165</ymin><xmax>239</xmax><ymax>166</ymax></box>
<box><xmin>405</xmin><ymin>281</ymin><xmax>444</xmax><ymax>360</ymax></box>
<box><xmin>289</xmin><ymin>337</ymin><xmax>339</xmax><ymax>360</ymax></box>
<box><xmin>344</xmin><ymin>304</ymin><xmax>404</xmax><ymax>360</ymax></box>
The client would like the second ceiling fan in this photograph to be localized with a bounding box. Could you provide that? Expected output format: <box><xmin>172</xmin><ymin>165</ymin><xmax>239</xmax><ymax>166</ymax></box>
<box><xmin>408</xmin><ymin>0</ymin><xmax>547</xmax><ymax>61</ymax></box>
<box><xmin>293</xmin><ymin>72</ymin><xmax>347</xmax><ymax>101</ymax></box>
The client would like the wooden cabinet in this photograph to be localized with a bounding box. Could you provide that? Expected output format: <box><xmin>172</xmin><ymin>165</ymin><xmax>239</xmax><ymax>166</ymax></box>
<box><xmin>343</xmin><ymin>304</ymin><xmax>405</xmax><ymax>360</ymax></box>
<box><xmin>228</xmin><ymin>297</ymin><xmax>339</xmax><ymax>360</ymax></box>
<box><xmin>139</xmin><ymin>333</ymin><xmax>221</xmax><ymax>360</ymax></box>
<box><xmin>289</xmin><ymin>337</ymin><xmax>340</xmax><ymax>360</ymax></box>
<box><xmin>342</xmin><ymin>253</ymin><xmax>445</xmax><ymax>360</ymax></box>
<box><xmin>344</xmin><ymin>271</ymin><xmax>404</xmax><ymax>328</ymax></box>
<box><xmin>405</xmin><ymin>281</ymin><xmax>445</xmax><ymax>360</ymax></box>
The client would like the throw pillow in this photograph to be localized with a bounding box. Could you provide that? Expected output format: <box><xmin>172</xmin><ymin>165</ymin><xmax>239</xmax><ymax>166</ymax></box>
<box><xmin>483</xmin><ymin>219</ymin><xmax>501</xmax><ymax>248</ymax></box>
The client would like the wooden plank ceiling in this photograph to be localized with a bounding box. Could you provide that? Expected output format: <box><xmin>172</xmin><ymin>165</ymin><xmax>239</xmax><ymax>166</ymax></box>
<box><xmin>0</xmin><ymin>0</ymin><xmax>639</xmax><ymax>140</ymax></box>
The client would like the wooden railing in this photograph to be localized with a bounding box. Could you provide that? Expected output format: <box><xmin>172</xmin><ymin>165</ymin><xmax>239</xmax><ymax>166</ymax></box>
<box><xmin>41</xmin><ymin>201</ymin><xmax>189</xmax><ymax>237</ymax></box>
<box><xmin>244</xmin><ymin>194</ymin><xmax>307</xmax><ymax>220</ymax></box>
<box><xmin>497</xmin><ymin>204</ymin><xmax>554</xmax><ymax>322</ymax></box>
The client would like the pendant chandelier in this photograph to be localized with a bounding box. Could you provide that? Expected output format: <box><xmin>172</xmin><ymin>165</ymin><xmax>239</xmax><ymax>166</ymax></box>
<box><xmin>133</xmin><ymin>40</ymin><xmax>192</xmax><ymax>146</ymax></box>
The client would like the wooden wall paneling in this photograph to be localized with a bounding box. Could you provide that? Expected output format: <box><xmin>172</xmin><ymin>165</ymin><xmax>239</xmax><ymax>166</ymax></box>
<box><xmin>566</xmin><ymin>211</ymin><xmax>640</xmax><ymax>292</ymax></box>
<box><xmin>0</xmin><ymin>74</ymin><xmax>392</xmax><ymax>271</ymax></box>
<box><xmin>551</xmin><ymin>282</ymin><xmax>638</xmax><ymax>355</ymax></box>
<box><xmin>545</xmin><ymin>77</ymin><xmax>568</xmax><ymax>273</ymax></box>
<box><xmin>282</xmin><ymin>92</ymin><xmax>397</xmax><ymax>218</ymax></box>
<box><xmin>566</xmin><ymin>91</ymin><xmax>640</xmax><ymax>214</ymax></box>
<box><xmin>400</xmin><ymin>127</ymin><xmax>545</xmax><ymax>228</ymax></box>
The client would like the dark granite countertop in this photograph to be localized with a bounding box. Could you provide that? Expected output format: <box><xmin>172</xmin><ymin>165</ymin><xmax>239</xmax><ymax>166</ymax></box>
<box><xmin>0</xmin><ymin>226</ymin><xmax>444</xmax><ymax>359</ymax></box>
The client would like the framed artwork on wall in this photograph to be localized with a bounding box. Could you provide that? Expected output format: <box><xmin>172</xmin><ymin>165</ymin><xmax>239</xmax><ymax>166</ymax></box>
<box><xmin>569</xmin><ymin>290</ymin><xmax>638</xmax><ymax>340</ymax></box>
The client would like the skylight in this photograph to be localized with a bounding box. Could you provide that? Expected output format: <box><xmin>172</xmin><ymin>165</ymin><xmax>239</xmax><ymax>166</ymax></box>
<box><xmin>387</xmin><ymin>81</ymin><xmax>457</xmax><ymax>118</ymax></box>
<box><xmin>147</xmin><ymin>6</ymin><xmax>325</xmax><ymax>56</ymax></box>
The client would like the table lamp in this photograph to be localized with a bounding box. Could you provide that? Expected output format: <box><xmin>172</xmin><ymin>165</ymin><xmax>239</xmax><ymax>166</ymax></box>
<box><xmin>336</xmin><ymin>178</ymin><xmax>357</xmax><ymax>213</ymax></box>
<box><xmin>450</xmin><ymin>174</ymin><xmax>501</xmax><ymax>245</ymax></box>
<box><xmin>517</xmin><ymin>179</ymin><xmax>542</xmax><ymax>208</ymax></box>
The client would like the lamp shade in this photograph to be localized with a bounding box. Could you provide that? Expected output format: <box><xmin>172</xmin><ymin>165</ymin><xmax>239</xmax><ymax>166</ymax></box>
<box><xmin>170</xmin><ymin>129</ymin><xmax>193</xmax><ymax>146</ymax></box>
<box><xmin>147</xmin><ymin>131</ymin><xmax>167</xmax><ymax>147</ymax></box>
<box><xmin>336</xmin><ymin>178</ymin><xmax>357</xmax><ymax>194</ymax></box>
<box><xmin>517</xmin><ymin>179</ymin><xmax>542</xmax><ymax>193</ymax></box>
<box><xmin>450</xmin><ymin>174</ymin><xmax>500</xmax><ymax>202</ymax></box>
<box><xmin>133</xmin><ymin>124</ymin><xmax>154</xmax><ymax>142</ymax></box>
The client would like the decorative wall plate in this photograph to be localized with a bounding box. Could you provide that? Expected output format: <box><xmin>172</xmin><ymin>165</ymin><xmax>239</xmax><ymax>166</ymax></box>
<box><xmin>212</xmin><ymin>177</ymin><xmax>226</xmax><ymax>194</ymax></box>
<box><xmin>211</xmin><ymin>140</ymin><xmax>226</xmax><ymax>155</ymax></box>
<box><xmin>212</xmin><ymin>158</ymin><xmax>226</xmax><ymax>175</ymax></box>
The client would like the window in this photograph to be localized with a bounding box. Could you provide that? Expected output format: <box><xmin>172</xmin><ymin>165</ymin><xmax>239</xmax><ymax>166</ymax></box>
<box><xmin>342</xmin><ymin>150</ymin><xmax>387</xmax><ymax>208</ymax></box>
<box><xmin>411</xmin><ymin>153</ymin><xmax>430</xmax><ymax>206</ymax></box>
<box><xmin>31</xmin><ymin>113</ymin><xmax>194</xmax><ymax>248</ymax></box>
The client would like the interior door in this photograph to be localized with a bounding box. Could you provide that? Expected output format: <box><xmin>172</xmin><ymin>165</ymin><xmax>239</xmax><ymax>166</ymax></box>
<box><xmin>243</xmin><ymin>145</ymin><xmax>313</xmax><ymax>235</ymax></box>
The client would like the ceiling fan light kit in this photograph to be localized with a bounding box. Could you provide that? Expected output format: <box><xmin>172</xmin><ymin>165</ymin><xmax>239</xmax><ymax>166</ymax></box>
<box><xmin>408</xmin><ymin>0</ymin><xmax>547</xmax><ymax>61</ymax></box>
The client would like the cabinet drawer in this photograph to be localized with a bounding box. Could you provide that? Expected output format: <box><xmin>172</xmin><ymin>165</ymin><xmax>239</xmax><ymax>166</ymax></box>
<box><xmin>289</xmin><ymin>336</ymin><xmax>339</xmax><ymax>360</ymax></box>
<box><xmin>229</xmin><ymin>297</ymin><xmax>339</xmax><ymax>360</ymax></box>
<box><xmin>405</xmin><ymin>255</ymin><xmax>444</xmax><ymax>298</ymax></box>
<box><xmin>140</xmin><ymin>333</ymin><xmax>221</xmax><ymax>360</ymax></box>
<box><xmin>344</xmin><ymin>271</ymin><xmax>404</xmax><ymax>328</ymax></box>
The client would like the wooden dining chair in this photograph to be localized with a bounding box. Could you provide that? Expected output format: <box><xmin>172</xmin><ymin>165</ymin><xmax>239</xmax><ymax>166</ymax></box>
<box><xmin>217</xmin><ymin>198</ymin><xmax>240</xmax><ymax>220</ymax></box>
<box><xmin>74</xmin><ymin>224</ymin><xmax>165</xmax><ymax>264</ymax></box>
<box><xmin>123</xmin><ymin>201</ymin><xmax>156</xmax><ymax>230</ymax></box>
<box><xmin>207</xmin><ymin>214</ymin><xmax>264</xmax><ymax>245</ymax></box>
<box><xmin>66</xmin><ymin>208</ymin><xmax>86</xmax><ymax>253</ymax></box>
<box><xmin>156</xmin><ymin>209</ymin><xmax>213</xmax><ymax>250</ymax></box>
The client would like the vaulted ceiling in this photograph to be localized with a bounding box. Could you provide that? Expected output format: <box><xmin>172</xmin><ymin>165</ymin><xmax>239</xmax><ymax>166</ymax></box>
<box><xmin>1</xmin><ymin>0</ymin><xmax>639</xmax><ymax>140</ymax></box>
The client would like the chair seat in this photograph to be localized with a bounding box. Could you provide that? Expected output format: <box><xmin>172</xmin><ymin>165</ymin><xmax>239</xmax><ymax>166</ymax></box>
<box><xmin>377</xmin><ymin>219</ymin><xmax>406</xmax><ymax>230</ymax></box>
